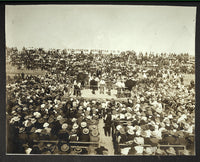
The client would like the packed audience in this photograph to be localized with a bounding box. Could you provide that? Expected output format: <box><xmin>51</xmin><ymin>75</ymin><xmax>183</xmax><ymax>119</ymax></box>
<box><xmin>6</xmin><ymin>47</ymin><xmax>195</xmax><ymax>155</ymax></box>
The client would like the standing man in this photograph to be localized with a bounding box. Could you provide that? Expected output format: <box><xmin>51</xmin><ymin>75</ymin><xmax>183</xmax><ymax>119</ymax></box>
<box><xmin>104</xmin><ymin>110</ymin><xmax>112</xmax><ymax>136</ymax></box>
<box><xmin>99</xmin><ymin>78</ymin><xmax>105</xmax><ymax>94</ymax></box>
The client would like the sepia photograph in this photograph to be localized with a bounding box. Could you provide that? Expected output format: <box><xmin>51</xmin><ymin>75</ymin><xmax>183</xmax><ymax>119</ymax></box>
<box><xmin>5</xmin><ymin>5</ymin><xmax>196</xmax><ymax>155</ymax></box>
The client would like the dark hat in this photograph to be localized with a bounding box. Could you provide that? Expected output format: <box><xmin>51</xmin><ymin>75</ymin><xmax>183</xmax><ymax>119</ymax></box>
<box><xmin>38</xmin><ymin>117</ymin><xmax>45</xmax><ymax>123</ymax></box>
<box><xmin>83</xmin><ymin>128</ymin><xmax>89</xmax><ymax>134</ymax></box>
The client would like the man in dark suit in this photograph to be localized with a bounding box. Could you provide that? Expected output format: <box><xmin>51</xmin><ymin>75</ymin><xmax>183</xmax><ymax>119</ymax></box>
<box><xmin>104</xmin><ymin>111</ymin><xmax>112</xmax><ymax>136</ymax></box>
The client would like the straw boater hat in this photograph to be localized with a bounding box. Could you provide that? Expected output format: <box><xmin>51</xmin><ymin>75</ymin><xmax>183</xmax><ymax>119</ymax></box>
<box><xmin>81</xmin><ymin>122</ymin><xmax>87</xmax><ymax>128</ymax></box>
<box><xmin>61</xmin><ymin>144</ymin><xmax>69</xmax><ymax>152</ymax></box>
<box><xmin>91</xmin><ymin>129</ymin><xmax>99</xmax><ymax>137</ymax></box>
<box><xmin>83</xmin><ymin>128</ymin><xmax>89</xmax><ymax>135</ymax></box>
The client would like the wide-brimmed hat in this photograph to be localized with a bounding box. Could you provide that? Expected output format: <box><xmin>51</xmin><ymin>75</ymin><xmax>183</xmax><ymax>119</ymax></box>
<box><xmin>125</xmin><ymin>113</ymin><xmax>132</xmax><ymax>119</ymax></box>
<box><xmin>91</xmin><ymin>129</ymin><xmax>99</xmax><ymax>137</ymax></box>
<box><xmin>144</xmin><ymin>147</ymin><xmax>153</xmax><ymax>155</ymax></box>
<box><xmin>119</xmin><ymin>128</ymin><xmax>126</xmax><ymax>134</ymax></box>
<box><xmin>166</xmin><ymin>147</ymin><xmax>176</xmax><ymax>155</ymax></box>
<box><xmin>41</xmin><ymin>104</ymin><xmax>45</xmax><ymax>108</ymax></box>
<box><xmin>61</xmin><ymin>144</ymin><xmax>69</xmax><ymax>152</ymax></box>
<box><xmin>43</xmin><ymin>122</ymin><xmax>49</xmax><ymax>128</ymax></box>
<box><xmin>83</xmin><ymin>128</ymin><xmax>89</xmax><ymax>134</ymax></box>
<box><xmin>134</xmin><ymin>146</ymin><xmax>144</xmax><ymax>154</ymax></box>
<box><xmin>116</xmin><ymin>125</ymin><xmax>122</xmax><ymax>131</ymax></box>
<box><xmin>24</xmin><ymin>120</ymin><xmax>32</xmax><ymax>127</ymax></box>
<box><xmin>81</xmin><ymin>122</ymin><xmax>87</xmax><ymax>128</ymax></box>
<box><xmin>56</xmin><ymin>115</ymin><xmax>63</xmax><ymax>121</ymax></box>
<box><xmin>134</xmin><ymin>137</ymin><xmax>144</xmax><ymax>145</ymax></box>
<box><xmin>33</xmin><ymin>112</ymin><xmax>41</xmax><ymax>118</ymax></box>
<box><xmin>72</xmin><ymin>118</ymin><xmax>77</xmax><ymax>122</ymax></box>
<box><xmin>62</xmin><ymin>123</ymin><xmax>68</xmax><ymax>129</ymax></box>
<box><xmin>156</xmin><ymin>148</ymin><xmax>166</xmax><ymax>155</ymax></box>
<box><xmin>127</xmin><ymin>129</ymin><xmax>135</xmax><ymax>135</ymax></box>
<box><xmin>35</xmin><ymin>129</ymin><xmax>42</xmax><ymax>133</ymax></box>
<box><xmin>72</xmin><ymin>123</ymin><xmax>79</xmax><ymax>129</ymax></box>
<box><xmin>74</xmin><ymin>146</ymin><xmax>82</xmax><ymax>153</ymax></box>
<box><xmin>86</xmin><ymin>115</ymin><xmax>92</xmax><ymax>120</ymax></box>
<box><xmin>182</xmin><ymin>149</ymin><xmax>191</xmax><ymax>155</ymax></box>
<box><xmin>89</xmin><ymin>125</ymin><xmax>97</xmax><ymax>130</ymax></box>
<box><xmin>71</xmin><ymin>129</ymin><xmax>77</xmax><ymax>134</ymax></box>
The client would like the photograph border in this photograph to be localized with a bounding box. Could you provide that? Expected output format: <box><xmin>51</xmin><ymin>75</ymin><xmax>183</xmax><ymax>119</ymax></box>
<box><xmin>0</xmin><ymin>1</ymin><xmax>200</xmax><ymax>162</ymax></box>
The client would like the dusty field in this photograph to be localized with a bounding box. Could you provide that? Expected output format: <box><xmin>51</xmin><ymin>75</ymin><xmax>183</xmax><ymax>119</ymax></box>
<box><xmin>6</xmin><ymin>63</ymin><xmax>195</xmax><ymax>86</ymax></box>
<box><xmin>6</xmin><ymin>63</ymin><xmax>47</xmax><ymax>78</ymax></box>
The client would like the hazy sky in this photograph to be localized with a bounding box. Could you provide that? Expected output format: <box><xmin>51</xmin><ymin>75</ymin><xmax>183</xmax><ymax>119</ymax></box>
<box><xmin>6</xmin><ymin>5</ymin><xmax>196</xmax><ymax>55</ymax></box>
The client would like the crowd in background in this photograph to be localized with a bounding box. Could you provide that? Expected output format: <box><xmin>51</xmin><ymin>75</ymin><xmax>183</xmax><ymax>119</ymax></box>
<box><xmin>6</xmin><ymin>47</ymin><xmax>195</xmax><ymax>155</ymax></box>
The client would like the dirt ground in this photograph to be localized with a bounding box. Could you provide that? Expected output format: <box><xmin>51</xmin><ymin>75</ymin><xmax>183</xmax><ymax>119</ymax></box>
<box><xmin>6</xmin><ymin>63</ymin><xmax>195</xmax><ymax>86</ymax></box>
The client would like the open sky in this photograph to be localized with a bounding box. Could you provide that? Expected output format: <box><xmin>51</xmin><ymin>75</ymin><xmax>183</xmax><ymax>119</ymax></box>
<box><xmin>6</xmin><ymin>5</ymin><xmax>196</xmax><ymax>55</ymax></box>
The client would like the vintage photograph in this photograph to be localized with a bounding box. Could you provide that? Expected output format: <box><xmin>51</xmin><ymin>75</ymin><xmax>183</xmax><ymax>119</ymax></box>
<box><xmin>6</xmin><ymin>5</ymin><xmax>195</xmax><ymax>155</ymax></box>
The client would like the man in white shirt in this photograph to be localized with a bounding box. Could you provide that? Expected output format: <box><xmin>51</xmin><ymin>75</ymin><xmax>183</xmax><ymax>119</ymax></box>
<box><xmin>99</xmin><ymin>79</ymin><xmax>106</xmax><ymax>94</ymax></box>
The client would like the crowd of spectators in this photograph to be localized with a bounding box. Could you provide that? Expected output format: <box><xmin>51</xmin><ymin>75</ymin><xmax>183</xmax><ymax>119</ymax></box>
<box><xmin>6</xmin><ymin>47</ymin><xmax>195</xmax><ymax>155</ymax></box>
